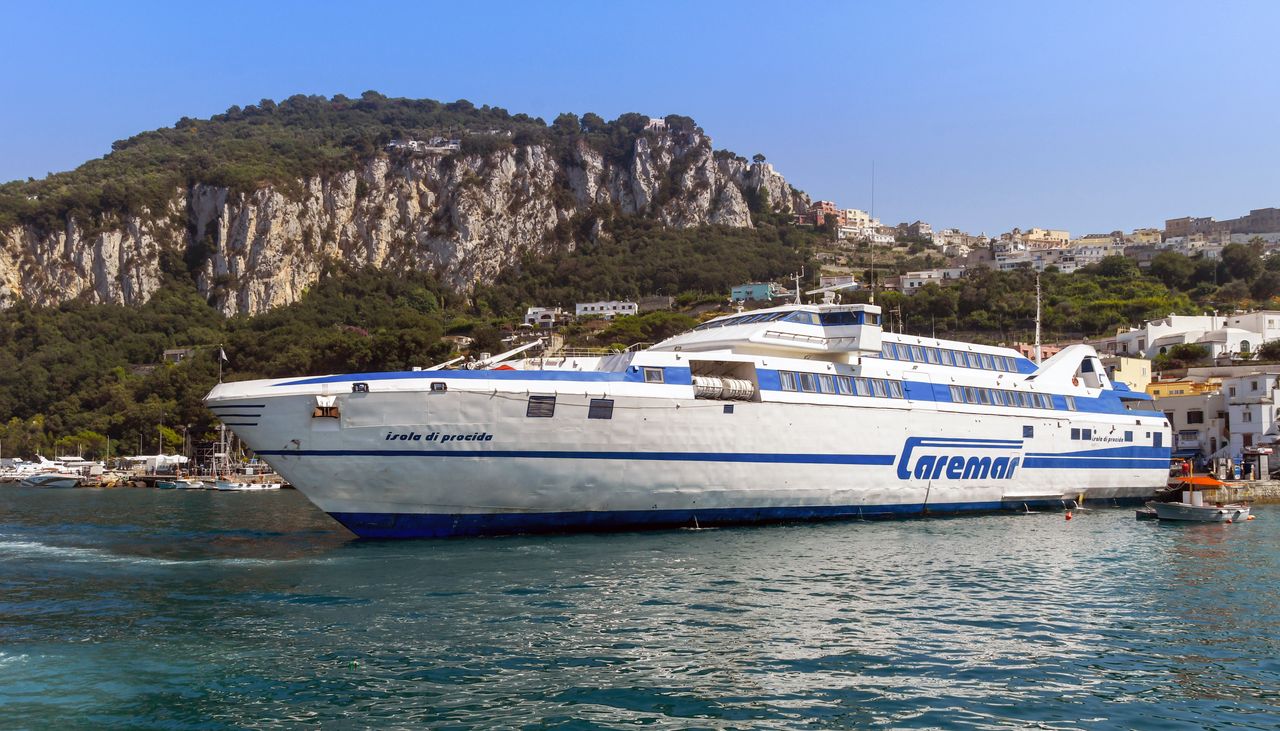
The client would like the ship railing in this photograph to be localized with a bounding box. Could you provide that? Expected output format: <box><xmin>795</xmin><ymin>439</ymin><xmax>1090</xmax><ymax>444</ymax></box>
<box><xmin>763</xmin><ymin>330</ymin><xmax>829</xmax><ymax>345</ymax></box>
<box><xmin>559</xmin><ymin>347</ymin><xmax>615</xmax><ymax>358</ymax></box>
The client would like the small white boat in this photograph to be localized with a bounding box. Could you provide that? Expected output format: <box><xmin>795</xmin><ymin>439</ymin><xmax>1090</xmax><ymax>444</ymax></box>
<box><xmin>19</xmin><ymin>473</ymin><xmax>82</xmax><ymax>489</ymax></box>
<box><xmin>1147</xmin><ymin>477</ymin><xmax>1251</xmax><ymax>522</ymax></box>
<box><xmin>1147</xmin><ymin>500</ymin><xmax>1251</xmax><ymax>522</ymax></box>
<box><xmin>174</xmin><ymin>479</ymin><xmax>206</xmax><ymax>489</ymax></box>
<box><xmin>214</xmin><ymin>480</ymin><xmax>279</xmax><ymax>491</ymax></box>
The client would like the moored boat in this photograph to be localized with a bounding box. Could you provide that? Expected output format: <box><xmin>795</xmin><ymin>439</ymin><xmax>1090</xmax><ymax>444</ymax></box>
<box><xmin>1146</xmin><ymin>500</ymin><xmax>1251</xmax><ymax>522</ymax></box>
<box><xmin>19</xmin><ymin>473</ymin><xmax>82</xmax><ymax>489</ymax></box>
<box><xmin>206</xmin><ymin>302</ymin><xmax>1172</xmax><ymax>538</ymax></box>
<box><xmin>1146</xmin><ymin>476</ymin><xmax>1251</xmax><ymax>522</ymax></box>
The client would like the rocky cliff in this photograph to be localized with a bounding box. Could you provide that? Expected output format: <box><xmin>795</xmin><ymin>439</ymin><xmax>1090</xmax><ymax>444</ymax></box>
<box><xmin>0</xmin><ymin>127</ymin><xmax>807</xmax><ymax>316</ymax></box>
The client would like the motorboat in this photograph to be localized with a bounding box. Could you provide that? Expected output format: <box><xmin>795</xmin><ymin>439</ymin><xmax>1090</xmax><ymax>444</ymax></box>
<box><xmin>1146</xmin><ymin>476</ymin><xmax>1251</xmax><ymax>522</ymax></box>
<box><xmin>18</xmin><ymin>473</ymin><xmax>82</xmax><ymax>489</ymax></box>
<box><xmin>1147</xmin><ymin>500</ymin><xmax>1250</xmax><ymax>522</ymax></box>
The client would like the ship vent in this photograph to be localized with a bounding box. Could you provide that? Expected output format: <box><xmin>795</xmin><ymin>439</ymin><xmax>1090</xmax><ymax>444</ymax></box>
<box><xmin>692</xmin><ymin>376</ymin><xmax>756</xmax><ymax>401</ymax></box>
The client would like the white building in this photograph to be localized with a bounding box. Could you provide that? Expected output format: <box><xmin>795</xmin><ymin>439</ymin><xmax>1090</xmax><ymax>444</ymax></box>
<box><xmin>1222</xmin><ymin>372</ymin><xmax>1280</xmax><ymax>458</ymax></box>
<box><xmin>1095</xmin><ymin>311</ymin><xmax>1280</xmax><ymax>359</ymax></box>
<box><xmin>524</xmin><ymin>307</ymin><xmax>564</xmax><ymax>328</ymax></box>
<box><xmin>575</xmin><ymin>300</ymin><xmax>638</xmax><ymax>319</ymax></box>
<box><xmin>1158</xmin><ymin>391</ymin><xmax>1228</xmax><ymax>460</ymax></box>
<box><xmin>819</xmin><ymin>275</ymin><xmax>858</xmax><ymax>289</ymax></box>
<box><xmin>901</xmin><ymin>268</ymin><xmax>966</xmax><ymax>295</ymax></box>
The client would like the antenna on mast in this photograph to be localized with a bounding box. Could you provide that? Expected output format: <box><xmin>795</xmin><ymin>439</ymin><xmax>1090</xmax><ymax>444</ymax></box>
<box><xmin>1034</xmin><ymin>271</ymin><xmax>1042</xmax><ymax>365</ymax></box>
<box><xmin>793</xmin><ymin>267</ymin><xmax>805</xmax><ymax>305</ymax></box>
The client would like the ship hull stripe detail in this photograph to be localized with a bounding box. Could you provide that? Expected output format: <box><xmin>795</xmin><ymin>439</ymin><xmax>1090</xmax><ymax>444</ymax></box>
<box><xmin>327</xmin><ymin>498</ymin><xmax>1130</xmax><ymax>539</ymax></box>
<box><xmin>255</xmin><ymin>448</ymin><xmax>896</xmax><ymax>466</ymax></box>
<box><xmin>1022</xmin><ymin>457</ymin><xmax>1170</xmax><ymax>469</ymax></box>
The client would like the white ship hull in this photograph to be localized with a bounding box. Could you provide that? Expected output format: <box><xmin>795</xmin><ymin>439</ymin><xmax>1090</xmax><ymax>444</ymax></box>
<box><xmin>207</xmin><ymin>302</ymin><xmax>1171</xmax><ymax>537</ymax></box>
<box><xmin>207</xmin><ymin>377</ymin><xmax>1168</xmax><ymax>538</ymax></box>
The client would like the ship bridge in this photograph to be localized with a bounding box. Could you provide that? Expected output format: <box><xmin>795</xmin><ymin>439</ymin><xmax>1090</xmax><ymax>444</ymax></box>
<box><xmin>650</xmin><ymin>303</ymin><xmax>883</xmax><ymax>361</ymax></box>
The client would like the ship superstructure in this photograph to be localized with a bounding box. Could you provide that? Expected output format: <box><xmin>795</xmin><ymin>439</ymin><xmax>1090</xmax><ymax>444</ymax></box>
<box><xmin>206</xmin><ymin>303</ymin><xmax>1171</xmax><ymax>537</ymax></box>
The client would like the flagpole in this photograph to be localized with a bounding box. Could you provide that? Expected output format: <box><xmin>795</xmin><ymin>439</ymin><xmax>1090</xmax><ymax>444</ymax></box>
<box><xmin>218</xmin><ymin>344</ymin><xmax>226</xmax><ymax>383</ymax></box>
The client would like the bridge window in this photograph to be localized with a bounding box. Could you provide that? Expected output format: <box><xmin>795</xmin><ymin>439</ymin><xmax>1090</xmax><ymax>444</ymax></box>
<box><xmin>819</xmin><ymin>311</ymin><xmax>858</xmax><ymax>326</ymax></box>
<box><xmin>1065</xmin><ymin>396</ymin><xmax>1077</xmax><ymax>411</ymax></box>
<box><xmin>643</xmin><ymin>368</ymin><xmax>665</xmax><ymax>384</ymax></box>
<box><xmin>818</xmin><ymin>374</ymin><xmax>836</xmax><ymax>394</ymax></box>
<box><xmin>784</xmin><ymin>311</ymin><xmax>820</xmax><ymax>325</ymax></box>
<box><xmin>871</xmin><ymin>379</ymin><xmax>888</xmax><ymax>397</ymax></box>
<box><xmin>799</xmin><ymin>373</ymin><xmax>818</xmax><ymax>392</ymax></box>
<box><xmin>779</xmin><ymin>371</ymin><xmax>797</xmax><ymax>391</ymax></box>
<box><xmin>836</xmin><ymin>376</ymin><xmax>853</xmax><ymax>395</ymax></box>
<box><xmin>926</xmin><ymin>348</ymin><xmax>940</xmax><ymax>364</ymax></box>
<box><xmin>981</xmin><ymin>354</ymin><xmax>995</xmax><ymax>370</ymax></box>
<box><xmin>939</xmin><ymin>350</ymin><xmax>953</xmax><ymax>366</ymax></box>
<box><xmin>888</xmin><ymin>381</ymin><xmax>904</xmax><ymax>399</ymax></box>
<box><xmin>950</xmin><ymin>385</ymin><xmax>964</xmax><ymax>402</ymax></box>
<box><xmin>991</xmin><ymin>390</ymin><xmax>1005</xmax><ymax>406</ymax></box>
<box><xmin>854</xmin><ymin>378</ymin><xmax>871</xmax><ymax>396</ymax></box>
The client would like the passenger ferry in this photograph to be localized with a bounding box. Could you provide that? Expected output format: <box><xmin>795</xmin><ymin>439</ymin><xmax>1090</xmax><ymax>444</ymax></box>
<box><xmin>204</xmin><ymin>303</ymin><xmax>1171</xmax><ymax>538</ymax></box>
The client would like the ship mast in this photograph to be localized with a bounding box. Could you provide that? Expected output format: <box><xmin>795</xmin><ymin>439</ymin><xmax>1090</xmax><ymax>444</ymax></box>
<box><xmin>1034</xmin><ymin>271</ymin><xmax>1042</xmax><ymax>365</ymax></box>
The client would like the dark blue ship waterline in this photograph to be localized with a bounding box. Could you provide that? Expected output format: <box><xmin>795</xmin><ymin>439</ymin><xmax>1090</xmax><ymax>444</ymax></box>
<box><xmin>2</xmin><ymin>486</ymin><xmax>1277</xmax><ymax>729</ymax></box>
<box><xmin>329</xmin><ymin>498</ymin><xmax>1084</xmax><ymax>538</ymax></box>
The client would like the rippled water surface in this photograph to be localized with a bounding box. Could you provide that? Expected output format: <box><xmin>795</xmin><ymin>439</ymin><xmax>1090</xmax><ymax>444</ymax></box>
<box><xmin>2</xmin><ymin>487</ymin><xmax>1279</xmax><ymax>729</ymax></box>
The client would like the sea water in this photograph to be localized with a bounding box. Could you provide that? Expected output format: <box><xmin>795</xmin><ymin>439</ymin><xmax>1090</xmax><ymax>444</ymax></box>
<box><xmin>1</xmin><ymin>487</ymin><xmax>1277</xmax><ymax>729</ymax></box>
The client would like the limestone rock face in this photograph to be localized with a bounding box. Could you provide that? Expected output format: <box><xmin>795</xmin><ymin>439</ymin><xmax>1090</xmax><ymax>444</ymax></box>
<box><xmin>0</xmin><ymin>128</ymin><xmax>804</xmax><ymax>316</ymax></box>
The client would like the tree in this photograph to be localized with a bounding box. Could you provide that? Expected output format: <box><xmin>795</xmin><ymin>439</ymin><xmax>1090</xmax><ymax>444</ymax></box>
<box><xmin>1167</xmin><ymin>343</ymin><xmax>1210</xmax><ymax>364</ymax></box>
<box><xmin>1256</xmin><ymin>340</ymin><xmax>1280</xmax><ymax>362</ymax></box>
<box><xmin>1092</xmin><ymin>255</ymin><xmax>1138</xmax><ymax>279</ymax></box>
<box><xmin>1252</xmin><ymin>271</ymin><xmax>1280</xmax><ymax>301</ymax></box>
<box><xmin>552</xmin><ymin>112</ymin><xmax>579</xmax><ymax>135</ymax></box>
<box><xmin>1148</xmin><ymin>251</ymin><xmax>1194</xmax><ymax>289</ymax></box>
<box><xmin>1222</xmin><ymin>243</ymin><xmax>1262</xmax><ymax>281</ymax></box>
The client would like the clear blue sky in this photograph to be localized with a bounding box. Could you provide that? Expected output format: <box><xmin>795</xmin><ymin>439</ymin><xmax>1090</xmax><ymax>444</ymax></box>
<box><xmin>2</xmin><ymin>0</ymin><xmax>1277</xmax><ymax>236</ymax></box>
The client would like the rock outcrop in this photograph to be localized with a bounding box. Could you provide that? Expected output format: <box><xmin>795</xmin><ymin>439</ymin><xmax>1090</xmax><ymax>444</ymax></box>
<box><xmin>0</xmin><ymin>128</ymin><xmax>808</xmax><ymax>316</ymax></box>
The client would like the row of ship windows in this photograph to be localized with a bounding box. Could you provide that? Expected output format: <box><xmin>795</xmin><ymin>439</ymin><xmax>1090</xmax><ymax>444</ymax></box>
<box><xmin>881</xmin><ymin>342</ymin><xmax>1021</xmax><ymax>372</ymax></box>
<box><xmin>779</xmin><ymin>371</ymin><xmax>905</xmax><ymax>399</ymax></box>
<box><xmin>694</xmin><ymin>310</ymin><xmax>876</xmax><ymax>331</ymax></box>
<box><xmin>527</xmin><ymin>395</ymin><xmax>614</xmax><ymax>419</ymax></box>
<box><xmin>777</xmin><ymin>371</ymin><xmax>1063</xmax><ymax>410</ymax></box>
<box><xmin>1072</xmin><ymin>427</ymin><xmax>1135</xmax><ymax>442</ymax></box>
<box><xmin>948</xmin><ymin>385</ymin><xmax>1061</xmax><ymax>410</ymax></box>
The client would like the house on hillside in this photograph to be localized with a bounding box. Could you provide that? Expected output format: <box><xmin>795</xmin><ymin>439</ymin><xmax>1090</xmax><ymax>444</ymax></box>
<box><xmin>575</xmin><ymin>301</ymin><xmax>638</xmax><ymax>319</ymax></box>
<box><xmin>524</xmin><ymin>307</ymin><xmax>563</xmax><ymax>328</ymax></box>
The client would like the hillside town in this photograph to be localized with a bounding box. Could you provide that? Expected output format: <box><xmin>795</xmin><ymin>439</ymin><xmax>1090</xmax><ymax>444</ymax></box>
<box><xmin>791</xmin><ymin>200</ymin><xmax>1280</xmax><ymax>289</ymax></box>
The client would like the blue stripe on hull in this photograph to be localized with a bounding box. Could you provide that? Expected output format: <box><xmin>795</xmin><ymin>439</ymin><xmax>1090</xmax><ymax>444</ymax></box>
<box><xmin>1022</xmin><ymin>457</ymin><xmax>1169</xmax><ymax>469</ymax></box>
<box><xmin>257</xmin><ymin>449</ymin><xmax>896</xmax><ymax>466</ymax></box>
<box><xmin>328</xmin><ymin>498</ymin><xmax>1096</xmax><ymax>539</ymax></box>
